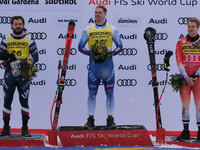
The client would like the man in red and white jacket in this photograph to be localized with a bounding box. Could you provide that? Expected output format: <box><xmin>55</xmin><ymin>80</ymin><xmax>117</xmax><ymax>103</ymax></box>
<box><xmin>176</xmin><ymin>17</ymin><xmax>200</xmax><ymax>141</ymax></box>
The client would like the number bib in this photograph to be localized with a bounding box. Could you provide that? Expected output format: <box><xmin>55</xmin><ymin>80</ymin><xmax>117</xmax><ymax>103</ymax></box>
<box><xmin>182</xmin><ymin>42</ymin><xmax>200</xmax><ymax>65</ymax></box>
<box><xmin>6</xmin><ymin>34</ymin><xmax>31</xmax><ymax>58</ymax></box>
<box><xmin>88</xmin><ymin>24</ymin><xmax>113</xmax><ymax>50</ymax></box>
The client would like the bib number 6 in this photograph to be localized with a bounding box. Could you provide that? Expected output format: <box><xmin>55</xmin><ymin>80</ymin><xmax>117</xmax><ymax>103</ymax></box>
<box><xmin>11</xmin><ymin>50</ymin><xmax>22</xmax><ymax>56</ymax></box>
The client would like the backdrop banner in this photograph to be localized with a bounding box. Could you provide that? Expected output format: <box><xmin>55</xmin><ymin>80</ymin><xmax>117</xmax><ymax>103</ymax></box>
<box><xmin>0</xmin><ymin>0</ymin><xmax>199</xmax><ymax>131</ymax></box>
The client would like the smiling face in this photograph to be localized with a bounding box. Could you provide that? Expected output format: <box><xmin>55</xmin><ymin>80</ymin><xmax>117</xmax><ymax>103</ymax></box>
<box><xmin>187</xmin><ymin>21</ymin><xmax>199</xmax><ymax>37</ymax></box>
<box><xmin>11</xmin><ymin>19</ymin><xmax>24</xmax><ymax>35</ymax></box>
<box><xmin>95</xmin><ymin>7</ymin><xmax>106</xmax><ymax>24</ymax></box>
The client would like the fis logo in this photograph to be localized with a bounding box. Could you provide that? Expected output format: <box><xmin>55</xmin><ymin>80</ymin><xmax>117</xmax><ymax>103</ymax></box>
<box><xmin>113</xmin><ymin>0</ymin><xmax>144</xmax><ymax>5</ymax></box>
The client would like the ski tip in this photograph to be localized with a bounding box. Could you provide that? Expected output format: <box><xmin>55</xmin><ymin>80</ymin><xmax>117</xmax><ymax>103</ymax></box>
<box><xmin>69</xmin><ymin>21</ymin><xmax>75</xmax><ymax>26</ymax></box>
<box><xmin>144</xmin><ymin>27</ymin><xmax>156</xmax><ymax>36</ymax></box>
<box><xmin>144</xmin><ymin>27</ymin><xmax>156</xmax><ymax>41</ymax></box>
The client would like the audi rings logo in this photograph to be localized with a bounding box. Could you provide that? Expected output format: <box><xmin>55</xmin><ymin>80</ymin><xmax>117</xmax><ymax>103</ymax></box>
<box><xmin>35</xmin><ymin>63</ymin><xmax>47</xmax><ymax>71</ymax></box>
<box><xmin>57</xmin><ymin>48</ymin><xmax>77</xmax><ymax>56</ymax></box>
<box><xmin>28</xmin><ymin>32</ymin><xmax>47</xmax><ymax>40</ymax></box>
<box><xmin>155</xmin><ymin>33</ymin><xmax>168</xmax><ymax>40</ymax></box>
<box><xmin>117</xmin><ymin>79</ymin><xmax>137</xmax><ymax>87</ymax></box>
<box><xmin>183</xmin><ymin>54</ymin><xmax>200</xmax><ymax>63</ymax></box>
<box><xmin>64</xmin><ymin>79</ymin><xmax>76</xmax><ymax>86</ymax></box>
<box><xmin>119</xmin><ymin>48</ymin><xmax>137</xmax><ymax>56</ymax></box>
<box><xmin>0</xmin><ymin>79</ymin><xmax>4</xmax><ymax>86</ymax></box>
<box><xmin>178</xmin><ymin>17</ymin><xmax>190</xmax><ymax>25</ymax></box>
<box><xmin>147</xmin><ymin>64</ymin><xmax>165</xmax><ymax>71</ymax></box>
<box><xmin>0</xmin><ymin>16</ymin><xmax>12</xmax><ymax>24</ymax></box>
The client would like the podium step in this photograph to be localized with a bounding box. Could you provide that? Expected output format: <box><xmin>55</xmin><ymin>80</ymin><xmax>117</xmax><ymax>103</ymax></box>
<box><xmin>166</xmin><ymin>136</ymin><xmax>200</xmax><ymax>148</ymax></box>
<box><xmin>0</xmin><ymin>133</ymin><xmax>46</xmax><ymax>147</ymax></box>
<box><xmin>48</xmin><ymin>125</ymin><xmax>153</xmax><ymax>147</ymax></box>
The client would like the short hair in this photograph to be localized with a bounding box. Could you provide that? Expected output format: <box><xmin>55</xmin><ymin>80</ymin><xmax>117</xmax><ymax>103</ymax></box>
<box><xmin>11</xmin><ymin>16</ymin><xmax>25</xmax><ymax>25</ymax></box>
<box><xmin>96</xmin><ymin>5</ymin><xmax>107</xmax><ymax>13</ymax></box>
<box><xmin>187</xmin><ymin>17</ymin><xmax>200</xmax><ymax>28</ymax></box>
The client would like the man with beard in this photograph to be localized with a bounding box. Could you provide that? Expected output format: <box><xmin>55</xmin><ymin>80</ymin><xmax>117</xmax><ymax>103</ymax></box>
<box><xmin>0</xmin><ymin>16</ymin><xmax>39</xmax><ymax>137</ymax></box>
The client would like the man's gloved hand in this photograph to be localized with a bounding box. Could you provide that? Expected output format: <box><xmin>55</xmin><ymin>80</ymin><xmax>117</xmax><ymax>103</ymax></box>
<box><xmin>0</xmin><ymin>50</ymin><xmax>16</xmax><ymax>62</ymax></box>
<box><xmin>8</xmin><ymin>53</ymin><xmax>16</xmax><ymax>62</ymax></box>
<box><xmin>0</xmin><ymin>50</ymin><xmax>9</xmax><ymax>60</ymax></box>
<box><xmin>190</xmin><ymin>72</ymin><xmax>199</xmax><ymax>79</ymax></box>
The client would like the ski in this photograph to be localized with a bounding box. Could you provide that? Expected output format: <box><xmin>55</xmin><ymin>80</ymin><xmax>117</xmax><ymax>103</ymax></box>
<box><xmin>144</xmin><ymin>27</ymin><xmax>162</xmax><ymax>129</ymax></box>
<box><xmin>144</xmin><ymin>28</ymin><xmax>173</xmax><ymax>144</ymax></box>
<box><xmin>51</xmin><ymin>21</ymin><xmax>75</xmax><ymax>130</ymax></box>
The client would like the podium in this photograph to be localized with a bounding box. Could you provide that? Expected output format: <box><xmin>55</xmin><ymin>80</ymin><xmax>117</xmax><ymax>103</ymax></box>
<box><xmin>48</xmin><ymin>125</ymin><xmax>153</xmax><ymax>147</ymax></box>
<box><xmin>0</xmin><ymin>133</ymin><xmax>46</xmax><ymax>147</ymax></box>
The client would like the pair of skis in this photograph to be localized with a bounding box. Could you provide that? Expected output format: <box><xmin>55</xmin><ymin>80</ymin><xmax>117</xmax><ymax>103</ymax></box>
<box><xmin>50</xmin><ymin>21</ymin><xmax>75</xmax><ymax>130</ymax></box>
<box><xmin>144</xmin><ymin>28</ymin><xmax>173</xmax><ymax>143</ymax></box>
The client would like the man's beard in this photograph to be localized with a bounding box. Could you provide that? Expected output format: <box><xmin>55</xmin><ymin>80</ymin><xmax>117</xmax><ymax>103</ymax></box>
<box><xmin>13</xmin><ymin>28</ymin><xmax>24</xmax><ymax>35</ymax></box>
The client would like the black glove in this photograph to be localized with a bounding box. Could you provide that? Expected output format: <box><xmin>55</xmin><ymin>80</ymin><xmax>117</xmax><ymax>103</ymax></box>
<box><xmin>8</xmin><ymin>53</ymin><xmax>16</xmax><ymax>62</ymax></box>
<box><xmin>190</xmin><ymin>72</ymin><xmax>199</xmax><ymax>79</ymax></box>
<box><xmin>0</xmin><ymin>51</ymin><xmax>16</xmax><ymax>62</ymax></box>
<box><xmin>0</xmin><ymin>50</ymin><xmax>9</xmax><ymax>60</ymax></box>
